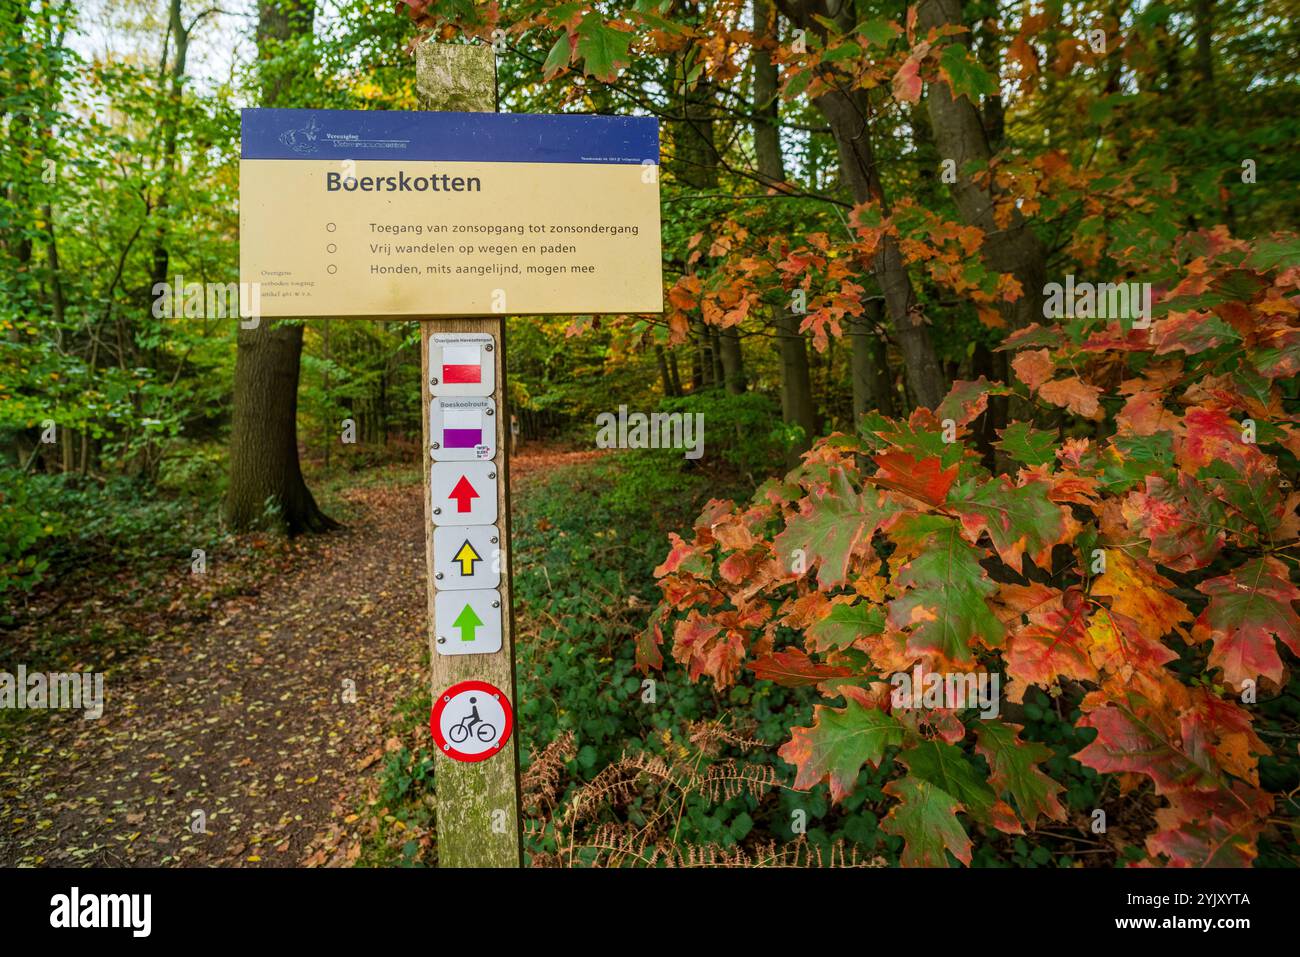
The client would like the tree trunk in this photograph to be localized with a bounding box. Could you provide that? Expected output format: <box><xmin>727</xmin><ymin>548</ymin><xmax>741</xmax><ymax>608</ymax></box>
<box><xmin>752</xmin><ymin>0</ymin><xmax>786</xmax><ymax>191</ymax></box>
<box><xmin>814</xmin><ymin>86</ymin><xmax>946</xmax><ymax>408</ymax></box>
<box><xmin>719</xmin><ymin>328</ymin><xmax>746</xmax><ymax>394</ymax></box>
<box><xmin>916</xmin><ymin>0</ymin><xmax>1048</xmax><ymax>448</ymax></box>
<box><xmin>675</xmin><ymin>28</ymin><xmax>746</xmax><ymax>395</ymax></box>
<box><xmin>655</xmin><ymin>344</ymin><xmax>677</xmax><ymax>397</ymax></box>
<box><xmin>850</xmin><ymin>299</ymin><xmax>894</xmax><ymax>420</ymax></box>
<box><xmin>754</xmin><ymin>0</ymin><xmax>815</xmax><ymax>453</ymax></box>
<box><xmin>226</xmin><ymin>0</ymin><xmax>334</xmax><ymax>533</ymax></box>
<box><xmin>666</xmin><ymin>349</ymin><xmax>683</xmax><ymax>396</ymax></box>
<box><xmin>149</xmin><ymin>0</ymin><xmax>193</xmax><ymax>297</ymax></box>
<box><xmin>916</xmin><ymin>0</ymin><xmax>1046</xmax><ymax>332</ymax></box>
<box><xmin>226</xmin><ymin>321</ymin><xmax>335</xmax><ymax>532</ymax></box>
<box><xmin>709</xmin><ymin>328</ymin><xmax>726</xmax><ymax>386</ymax></box>
<box><xmin>777</xmin><ymin>0</ymin><xmax>944</xmax><ymax>408</ymax></box>
<box><xmin>777</xmin><ymin>310</ymin><xmax>817</xmax><ymax>458</ymax></box>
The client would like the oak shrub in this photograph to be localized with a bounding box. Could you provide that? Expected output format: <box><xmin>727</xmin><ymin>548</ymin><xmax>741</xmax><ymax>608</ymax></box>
<box><xmin>642</xmin><ymin>230</ymin><xmax>1300</xmax><ymax>866</ymax></box>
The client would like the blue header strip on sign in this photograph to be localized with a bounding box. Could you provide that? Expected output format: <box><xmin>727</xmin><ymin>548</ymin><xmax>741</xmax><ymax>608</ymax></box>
<box><xmin>241</xmin><ymin>108</ymin><xmax>659</xmax><ymax>165</ymax></box>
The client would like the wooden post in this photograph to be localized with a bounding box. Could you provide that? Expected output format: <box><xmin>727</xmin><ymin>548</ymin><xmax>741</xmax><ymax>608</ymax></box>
<box><xmin>416</xmin><ymin>43</ymin><xmax>523</xmax><ymax>868</ymax></box>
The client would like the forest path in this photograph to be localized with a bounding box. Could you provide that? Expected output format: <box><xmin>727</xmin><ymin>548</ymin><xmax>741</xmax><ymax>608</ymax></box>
<box><xmin>0</xmin><ymin>447</ymin><xmax>599</xmax><ymax>867</ymax></box>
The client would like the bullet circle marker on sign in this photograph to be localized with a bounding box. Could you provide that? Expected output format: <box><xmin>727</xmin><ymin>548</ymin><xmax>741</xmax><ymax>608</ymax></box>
<box><xmin>431</xmin><ymin>680</ymin><xmax>513</xmax><ymax>763</ymax></box>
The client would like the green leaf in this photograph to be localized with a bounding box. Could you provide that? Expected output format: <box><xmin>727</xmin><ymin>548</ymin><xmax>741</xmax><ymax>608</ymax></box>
<box><xmin>859</xmin><ymin>18</ymin><xmax>899</xmax><ymax>47</ymax></box>
<box><xmin>1244</xmin><ymin>234</ymin><xmax>1300</xmax><ymax>272</ymax></box>
<box><xmin>858</xmin><ymin>412</ymin><xmax>965</xmax><ymax>466</ymax></box>
<box><xmin>887</xmin><ymin>518</ymin><xmax>1004</xmax><ymax>664</ymax></box>
<box><xmin>975</xmin><ymin>721</ymin><xmax>1067</xmax><ymax>828</ymax></box>
<box><xmin>821</xmin><ymin>41</ymin><xmax>863</xmax><ymax>64</ymax></box>
<box><xmin>784</xmin><ymin>67</ymin><xmax>813</xmax><ymax>99</ymax></box>
<box><xmin>807</xmin><ymin>601</ymin><xmax>886</xmax><ymax>652</ymax></box>
<box><xmin>576</xmin><ymin>16</ymin><xmax>631</xmax><ymax>81</ymax></box>
<box><xmin>946</xmin><ymin>475</ymin><xmax>1069</xmax><ymax>569</ymax></box>
<box><xmin>1099</xmin><ymin>433</ymin><xmax>1175</xmax><ymax>492</ymax></box>
<box><xmin>939</xmin><ymin>43</ymin><xmax>997</xmax><ymax>102</ymax></box>
<box><xmin>774</xmin><ymin>468</ymin><xmax>894</xmax><ymax>588</ymax></box>
<box><xmin>542</xmin><ymin>33</ymin><xmax>571</xmax><ymax>78</ymax></box>
<box><xmin>996</xmin><ymin>422</ymin><xmax>1059</xmax><ymax>467</ymax></box>
<box><xmin>778</xmin><ymin>691</ymin><xmax>904</xmax><ymax>802</ymax></box>
<box><xmin>881</xmin><ymin>776</ymin><xmax>972</xmax><ymax>866</ymax></box>
<box><xmin>1201</xmin><ymin>459</ymin><xmax>1285</xmax><ymax>544</ymax></box>
<box><xmin>898</xmin><ymin>740</ymin><xmax>998</xmax><ymax>825</ymax></box>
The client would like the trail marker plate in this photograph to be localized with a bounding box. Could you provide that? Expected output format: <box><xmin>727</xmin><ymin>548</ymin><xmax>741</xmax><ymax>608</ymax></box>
<box><xmin>434</xmin><ymin>587</ymin><xmax>503</xmax><ymax>655</ymax></box>
<box><xmin>430</xmin><ymin>397</ymin><xmax>496</xmax><ymax>461</ymax></box>
<box><xmin>431</xmin><ymin>333</ymin><xmax>495</xmax><ymax>396</ymax></box>
<box><xmin>430</xmin><ymin>461</ymin><xmax>498</xmax><ymax>525</ymax></box>
<box><xmin>433</xmin><ymin>524</ymin><xmax>501</xmax><ymax>590</ymax></box>
<box><xmin>430</xmin><ymin>679</ymin><xmax>513</xmax><ymax>762</ymax></box>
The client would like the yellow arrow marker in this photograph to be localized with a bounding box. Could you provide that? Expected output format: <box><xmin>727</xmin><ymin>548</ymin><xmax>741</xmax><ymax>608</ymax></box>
<box><xmin>453</xmin><ymin>539</ymin><xmax>482</xmax><ymax>576</ymax></box>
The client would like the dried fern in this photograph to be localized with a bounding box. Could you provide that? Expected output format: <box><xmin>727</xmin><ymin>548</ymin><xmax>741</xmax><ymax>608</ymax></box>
<box><xmin>521</xmin><ymin>712</ymin><xmax>879</xmax><ymax>868</ymax></box>
<box><xmin>521</xmin><ymin>729</ymin><xmax>576</xmax><ymax>817</ymax></box>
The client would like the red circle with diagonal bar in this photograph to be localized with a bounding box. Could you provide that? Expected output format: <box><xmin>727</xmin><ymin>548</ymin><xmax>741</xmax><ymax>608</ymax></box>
<box><xmin>430</xmin><ymin>679</ymin><xmax>514</xmax><ymax>763</ymax></box>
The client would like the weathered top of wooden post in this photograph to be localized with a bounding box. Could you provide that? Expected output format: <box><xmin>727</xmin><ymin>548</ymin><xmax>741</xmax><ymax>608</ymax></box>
<box><xmin>415</xmin><ymin>42</ymin><xmax>497</xmax><ymax>113</ymax></box>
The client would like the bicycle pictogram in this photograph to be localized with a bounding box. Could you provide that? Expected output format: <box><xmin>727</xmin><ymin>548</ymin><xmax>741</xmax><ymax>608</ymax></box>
<box><xmin>448</xmin><ymin>695</ymin><xmax>497</xmax><ymax>743</ymax></box>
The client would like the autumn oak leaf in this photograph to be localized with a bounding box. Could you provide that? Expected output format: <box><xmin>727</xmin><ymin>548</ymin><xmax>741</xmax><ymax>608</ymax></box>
<box><xmin>1192</xmin><ymin>557</ymin><xmax>1300</xmax><ymax>688</ymax></box>
<box><xmin>1011</xmin><ymin>348</ymin><xmax>1054</xmax><ymax>392</ymax></box>
<box><xmin>1075</xmin><ymin>702</ymin><xmax>1217</xmax><ymax>795</ymax></box>
<box><xmin>1037</xmin><ymin>376</ymin><xmax>1105</xmax><ymax>419</ymax></box>
<box><xmin>881</xmin><ymin>775</ymin><xmax>972</xmax><ymax>866</ymax></box>
<box><xmin>975</xmin><ymin>721</ymin><xmax>1067</xmax><ymax>828</ymax></box>
<box><xmin>947</xmin><ymin>475</ymin><xmax>1071</xmax><ymax>570</ymax></box>
<box><xmin>778</xmin><ymin>688</ymin><xmax>905</xmax><ymax>801</ymax></box>
<box><xmin>747</xmin><ymin>648</ymin><xmax>852</xmax><ymax>687</ymax></box>
<box><xmin>774</xmin><ymin>470</ymin><xmax>892</xmax><ymax>588</ymax></box>
<box><xmin>806</xmin><ymin>600</ymin><xmax>886</xmax><ymax>652</ymax></box>
<box><xmin>871</xmin><ymin>451</ymin><xmax>958</xmax><ymax>506</ymax></box>
<box><xmin>888</xmin><ymin>517</ymin><xmax>1004</xmax><ymax>665</ymax></box>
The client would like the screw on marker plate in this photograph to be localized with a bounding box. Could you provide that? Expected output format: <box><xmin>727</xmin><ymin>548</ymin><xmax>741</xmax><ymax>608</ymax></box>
<box><xmin>436</xmin><ymin>572</ymin><xmax>444</xmax><ymax>580</ymax></box>
<box><xmin>432</xmin><ymin>442</ymin><xmax>441</xmax><ymax>449</ymax></box>
<box><xmin>488</xmin><ymin>472</ymin><xmax>496</xmax><ymax>480</ymax></box>
<box><xmin>492</xmin><ymin>600</ymin><xmax>500</xmax><ymax>608</ymax></box>
<box><xmin>432</xmin><ymin>377</ymin><xmax>440</xmax><ymax>385</ymax></box>
<box><xmin>485</xmin><ymin>343</ymin><xmax>494</xmax><ymax>352</ymax></box>
<box><xmin>437</xmin><ymin>636</ymin><xmax>446</xmax><ymax>644</ymax></box>
<box><xmin>443</xmin><ymin>695</ymin><xmax>451</xmax><ymax>703</ymax></box>
<box><xmin>491</xmin><ymin>536</ymin><xmax>499</xmax><ymax>544</ymax></box>
<box><xmin>486</xmin><ymin>408</ymin><xmax>494</xmax><ymax>416</ymax></box>
<box><xmin>434</xmin><ymin>507</ymin><xmax>442</xmax><ymax>515</ymax></box>
<box><xmin>493</xmin><ymin>693</ymin><xmax>500</xmax><ymax>700</ymax></box>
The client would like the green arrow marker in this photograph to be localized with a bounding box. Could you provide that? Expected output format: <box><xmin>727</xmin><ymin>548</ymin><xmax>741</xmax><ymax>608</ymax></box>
<box><xmin>452</xmin><ymin>603</ymin><xmax>484</xmax><ymax>642</ymax></box>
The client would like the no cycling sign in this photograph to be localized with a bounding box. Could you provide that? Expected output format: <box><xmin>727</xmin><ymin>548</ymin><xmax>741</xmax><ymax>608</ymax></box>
<box><xmin>430</xmin><ymin>680</ymin><xmax>514</xmax><ymax>763</ymax></box>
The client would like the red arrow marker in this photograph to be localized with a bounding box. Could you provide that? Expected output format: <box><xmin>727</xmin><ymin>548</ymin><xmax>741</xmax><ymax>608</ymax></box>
<box><xmin>449</xmin><ymin>475</ymin><xmax>479</xmax><ymax>513</ymax></box>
